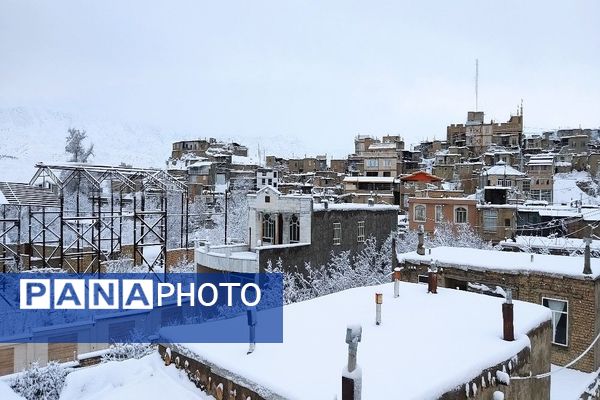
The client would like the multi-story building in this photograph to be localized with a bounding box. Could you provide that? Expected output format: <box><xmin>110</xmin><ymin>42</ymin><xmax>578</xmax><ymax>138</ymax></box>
<box><xmin>195</xmin><ymin>186</ymin><xmax>398</xmax><ymax>273</ymax></box>
<box><xmin>342</xmin><ymin>176</ymin><xmax>398</xmax><ymax>204</ymax></box>
<box><xmin>398</xmin><ymin>171</ymin><xmax>443</xmax><ymax>211</ymax></box>
<box><xmin>407</xmin><ymin>196</ymin><xmax>477</xmax><ymax>234</ymax></box>
<box><xmin>447</xmin><ymin>111</ymin><xmax>523</xmax><ymax>155</ymax></box>
<box><xmin>256</xmin><ymin>167</ymin><xmax>279</xmax><ymax>190</ymax></box>
<box><xmin>526</xmin><ymin>154</ymin><xmax>554</xmax><ymax>202</ymax></box>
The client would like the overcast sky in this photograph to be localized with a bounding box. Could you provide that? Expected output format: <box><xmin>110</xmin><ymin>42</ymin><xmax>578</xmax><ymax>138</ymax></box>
<box><xmin>1</xmin><ymin>0</ymin><xmax>598</xmax><ymax>156</ymax></box>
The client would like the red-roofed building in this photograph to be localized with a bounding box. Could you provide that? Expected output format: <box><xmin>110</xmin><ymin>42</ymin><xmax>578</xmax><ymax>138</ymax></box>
<box><xmin>398</xmin><ymin>171</ymin><xmax>443</xmax><ymax>211</ymax></box>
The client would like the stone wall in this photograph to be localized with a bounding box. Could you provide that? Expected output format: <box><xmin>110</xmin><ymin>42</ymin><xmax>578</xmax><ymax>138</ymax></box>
<box><xmin>158</xmin><ymin>322</ymin><xmax>550</xmax><ymax>400</ymax></box>
<box><xmin>400</xmin><ymin>261</ymin><xmax>599</xmax><ymax>372</ymax></box>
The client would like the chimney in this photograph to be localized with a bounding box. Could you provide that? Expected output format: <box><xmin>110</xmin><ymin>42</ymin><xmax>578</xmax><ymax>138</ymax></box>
<box><xmin>502</xmin><ymin>289</ymin><xmax>514</xmax><ymax>341</ymax></box>
<box><xmin>427</xmin><ymin>259</ymin><xmax>438</xmax><ymax>294</ymax></box>
<box><xmin>584</xmin><ymin>225</ymin><xmax>593</xmax><ymax>275</ymax></box>
<box><xmin>417</xmin><ymin>225</ymin><xmax>425</xmax><ymax>255</ymax></box>
<box><xmin>375</xmin><ymin>293</ymin><xmax>383</xmax><ymax>325</ymax></box>
<box><xmin>343</xmin><ymin>325</ymin><xmax>362</xmax><ymax>400</ymax></box>
<box><xmin>393</xmin><ymin>267</ymin><xmax>401</xmax><ymax>298</ymax></box>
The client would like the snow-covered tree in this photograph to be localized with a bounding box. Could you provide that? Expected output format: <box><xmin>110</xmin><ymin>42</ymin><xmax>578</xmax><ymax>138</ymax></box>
<box><xmin>65</xmin><ymin>128</ymin><xmax>94</xmax><ymax>163</ymax></box>
<box><xmin>10</xmin><ymin>361</ymin><xmax>69</xmax><ymax>400</ymax></box>
<box><xmin>266</xmin><ymin>234</ymin><xmax>394</xmax><ymax>304</ymax></box>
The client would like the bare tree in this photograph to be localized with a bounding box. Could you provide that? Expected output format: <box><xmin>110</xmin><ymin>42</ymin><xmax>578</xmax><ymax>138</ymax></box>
<box><xmin>65</xmin><ymin>128</ymin><xmax>94</xmax><ymax>163</ymax></box>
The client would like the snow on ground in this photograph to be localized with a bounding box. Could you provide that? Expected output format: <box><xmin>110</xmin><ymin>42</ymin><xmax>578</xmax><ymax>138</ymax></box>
<box><xmin>554</xmin><ymin>171</ymin><xmax>600</xmax><ymax>206</ymax></box>
<box><xmin>550</xmin><ymin>364</ymin><xmax>597</xmax><ymax>399</ymax></box>
<box><xmin>163</xmin><ymin>281</ymin><xmax>551</xmax><ymax>400</ymax></box>
<box><xmin>0</xmin><ymin>380</ymin><xmax>24</xmax><ymax>400</ymax></box>
<box><xmin>399</xmin><ymin>246</ymin><xmax>600</xmax><ymax>279</ymax></box>
<box><xmin>60</xmin><ymin>353</ymin><xmax>213</xmax><ymax>400</ymax></box>
<box><xmin>0</xmin><ymin>107</ymin><xmax>309</xmax><ymax>183</ymax></box>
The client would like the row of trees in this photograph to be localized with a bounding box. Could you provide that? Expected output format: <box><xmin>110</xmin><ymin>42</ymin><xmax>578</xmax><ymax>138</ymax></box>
<box><xmin>266</xmin><ymin>221</ymin><xmax>493</xmax><ymax>305</ymax></box>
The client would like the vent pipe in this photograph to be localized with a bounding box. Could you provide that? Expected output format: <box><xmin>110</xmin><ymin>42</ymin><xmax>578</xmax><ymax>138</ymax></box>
<box><xmin>393</xmin><ymin>267</ymin><xmax>401</xmax><ymax>298</ymax></box>
<box><xmin>428</xmin><ymin>259</ymin><xmax>438</xmax><ymax>294</ymax></box>
<box><xmin>375</xmin><ymin>293</ymin><xmax>383</xmax><ymax>325</ymax></box>
<box><xmin>502</xmin><ymin>289</ymin><xmax>514</xmax><ymax>341</ymax></box>
<box><xmin>584</xmin><ymin>225</ymin><xmax>593</xmax><ymax>275</ymax></box>
<box><xmin>417</xmin><ymin>225</ymin><xmax>425</xmax><ymax>255</ymax></box>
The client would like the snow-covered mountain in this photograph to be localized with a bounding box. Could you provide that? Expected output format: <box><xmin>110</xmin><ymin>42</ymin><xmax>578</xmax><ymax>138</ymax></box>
<box><xmin>0</xmin><ymin>107</ymin><xmax>308</xmax><ymax>182</ymax></box>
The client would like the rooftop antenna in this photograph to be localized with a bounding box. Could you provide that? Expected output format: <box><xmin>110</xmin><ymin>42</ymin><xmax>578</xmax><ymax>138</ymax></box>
<box><xmin>475</xmin><ymin>59</ymin><xmax>479</xmax><ymax>112</ymax></box>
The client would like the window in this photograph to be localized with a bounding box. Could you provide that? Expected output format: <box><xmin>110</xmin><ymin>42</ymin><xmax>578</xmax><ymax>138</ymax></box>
<box><xmin>262</xmin><ymin>213</ymin><xmax>275</xmax><ymax>244</ymax></box>
<box><xmin>262</xmin><ymin>179</ymin><xmax>266</xmax><ymax>185</ymax></box>
<box><xmin>382</xmin><ymin>159</ymin><xmax>393</xmax><ymax>167</ymax></box>
<box><xmin>483</xmin><ymin>209</ymin><xmax>497</xmax><ymax>232</ymax></box>
<box><xmin>414</xmin><ymin>205</ymin><xmax>426</xmax><ymax>222</ymax></box>
<box><xmin>289</xmin><ymin>214</ymin><xmax>300</xmax><ymax>243</ymax></box>
<box><xmin>268</xmin><ymin>179</ymin><xmax>272</xmax><ymax>185</ymax></box>
<box><xmin>504</xmin><ymin>218</ymin><xmax>511</xmax><ymax>227</ymax></box>
<box><xmin>264</xmin><ymin>195</ymin><xmax>270</xmax><ymax>203</ymax></box>
<box><xmin>435</xmin><ymin>205</ymin><xmax>443</xmax><ymax>223</ymax></box>
<box><xmin>542</xmin><ymin>298</ymin><xmax>568</xmax><ymax>346</ymax></box>
<box><xmin>455</xmin><ymin>207</ymin><xmax>467</xmax><ymax>224</ymax></box>
<box><xmin>366</xmin><ymin>159</ymin><xmax>378</xmax><ymax>168</ymax></box>
<box><xmin>357</xmin><ymin>221</ymin><xmax>365</xmax><ymax>243</ymax></box>
<box><xmin>333</xmin><ymin>222</ymin><xmax>342</xmax><ymax>245</ymax></box>
<box><xmin>417</xmin><ymin>275</ymin><xmax>429</xmax><ymax>284</ymax></box>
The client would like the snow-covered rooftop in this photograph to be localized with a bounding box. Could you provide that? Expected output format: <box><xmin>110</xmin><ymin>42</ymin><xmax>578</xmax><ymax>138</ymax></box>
<box><xmin>481</xmin><ymin>163</ymin><xmax>525</xmax><ymax>177</ymax></box>
<box><xmin>313</xmin><ymin>203</ymin><xmax>399</xmax><ymax>212</ymax></box>
<box><xmin>59</xmin><ymin>353</ymin><xmax>214</xmax><ymax>400</ymax></box>
<box><xmin>399</xmin><ymin>246</ymin><xmax>600</xmax><ymax>279</ymax></box>
<box><xmin>499</xmin><ymin>236</ymin><xmax>600</xmax><ymax>252</ymax></box>
<box><xmin>342</xmin><ymin>176</ymin><xmax>396</xmax><ymax>183</ymax></box>
<box><xmin>162</xmin><ymin>282</ymin><xmax>550</xmax><ymax>399</ymax></box>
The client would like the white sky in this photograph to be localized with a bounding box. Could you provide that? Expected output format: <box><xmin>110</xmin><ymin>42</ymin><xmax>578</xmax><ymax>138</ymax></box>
<box><xmin>1</xmin><ymin>0</ymin><xmax>598</xmax><ymax>156</ymax></box>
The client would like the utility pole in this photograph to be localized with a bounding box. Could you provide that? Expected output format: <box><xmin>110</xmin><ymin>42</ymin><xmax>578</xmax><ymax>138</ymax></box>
<box><xmin>475</xmin><ymin>59</ymin><xmax>479</xmax><ymax>112</ymax></box>
<box><xmin>224</xmin><ymin>188</ymin><xmax>228</xmax><ymax>245</ymax></box>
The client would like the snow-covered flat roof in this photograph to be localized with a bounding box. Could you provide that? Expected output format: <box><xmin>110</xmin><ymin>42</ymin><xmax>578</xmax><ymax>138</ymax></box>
<box><xmin>313</xmin><ymin>203</ymin><xmax>398</xmax><ymax>211</ymax></box>
<box><xmin>399</xmin><ymin>246</ymin><xmax>600</xmax><ymax>279</ymax></box>
<box><xmin>499</xmin><ymin>236</ymin><xmax>600</xmax><ymax>251</ymax></box>
<box><xmin>163</xmin><ymin>282</ymin><xmax>550</xmax><ymax>399</ymax></box>
<box><xmin>342</xmin><ymin>176</ymin><xmax>396</xmax><ymax>183</ymax></box>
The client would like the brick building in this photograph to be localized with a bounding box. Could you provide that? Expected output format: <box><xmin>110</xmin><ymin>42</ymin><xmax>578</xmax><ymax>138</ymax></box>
<box><xmin>397</xmin><ymin>246</ymin><xmax>600</xmax><ymax>373</ymax></box>
<box><xmin>408</xmin><ymin>196</ymin><xmax>478</xmax><ymax>234</ymax></box>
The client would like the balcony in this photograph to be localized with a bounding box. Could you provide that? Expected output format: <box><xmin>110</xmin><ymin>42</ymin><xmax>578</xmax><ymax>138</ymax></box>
<box><xmin>195</xmin><ymin>242</ymin><xmax>259</xmax><ymax>273</ymax></box>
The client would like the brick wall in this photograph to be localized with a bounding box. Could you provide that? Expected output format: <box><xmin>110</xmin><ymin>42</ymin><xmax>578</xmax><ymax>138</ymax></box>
<box><xmin>400</xmin><ymin>261</ymin><xmax>599</xmax><ymax>372</ymax></box>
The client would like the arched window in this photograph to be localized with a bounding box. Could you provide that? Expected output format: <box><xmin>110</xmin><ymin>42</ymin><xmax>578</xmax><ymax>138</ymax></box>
<box><xmin>262</xmin><ymin>213</ymin><xmax>275</xmax><ymax>244</ymax></box>
<box><xmin>455</xmin><ymin>207</ymin><xmax>467</xmax><ymax>224</ymax></box>
<box><xmin>289</xmin><ymin>214</ymin><xmax>300</xmax><ymax>243</ymax></box>
<box><xmin>414</xmin><ymin>205</ymin><xmax>426</xmax><ymax>222</ymax></box>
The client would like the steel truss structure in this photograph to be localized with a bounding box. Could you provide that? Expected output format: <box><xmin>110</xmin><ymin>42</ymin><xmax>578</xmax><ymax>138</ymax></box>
<box><xmin>0</xmin><ymin>163</ymin><xmax>189</xmax><ymax>277</ymax></box>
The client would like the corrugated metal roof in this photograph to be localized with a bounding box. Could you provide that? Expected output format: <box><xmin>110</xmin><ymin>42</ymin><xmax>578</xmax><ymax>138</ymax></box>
<box><xmin>0</xmin><ymin>182</ymin><xmax>61</xmax><ymax>208</ymax></box>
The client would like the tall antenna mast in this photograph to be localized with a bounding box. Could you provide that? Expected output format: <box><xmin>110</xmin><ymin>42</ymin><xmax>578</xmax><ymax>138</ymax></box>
<box><xmin>475</xmin><ymin>59</ymin><xmax>479</xmax><ymax>111</ymax></box>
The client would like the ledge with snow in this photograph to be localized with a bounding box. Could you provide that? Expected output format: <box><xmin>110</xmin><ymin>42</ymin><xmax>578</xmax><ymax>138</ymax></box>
<box><xmin>158</xmin><ymin>281</ymin><xmax>551</xmax><ymax>399</ymax></box>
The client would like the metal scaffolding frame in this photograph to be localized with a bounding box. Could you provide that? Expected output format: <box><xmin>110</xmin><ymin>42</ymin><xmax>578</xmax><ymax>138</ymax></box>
<box><xmin>0</xmin><ymin>162</ymin><xmax>189</xmax><ymax>277</ymax></box>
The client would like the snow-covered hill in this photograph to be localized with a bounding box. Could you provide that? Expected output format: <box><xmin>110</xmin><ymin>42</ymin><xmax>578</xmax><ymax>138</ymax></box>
<box><xmin>0</xmin><ymin>107</ymin><xmax>307</xmax><ymax>182</ymax></box>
